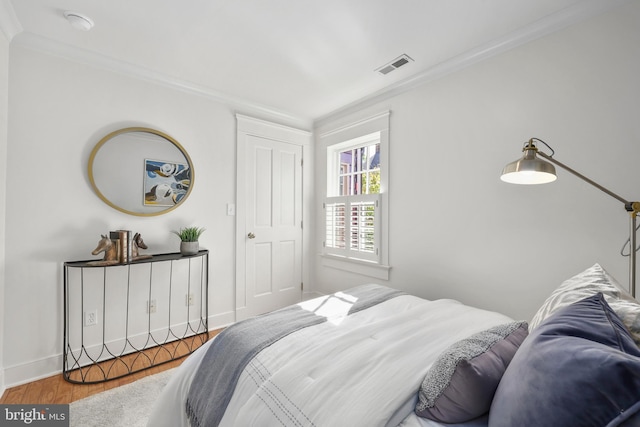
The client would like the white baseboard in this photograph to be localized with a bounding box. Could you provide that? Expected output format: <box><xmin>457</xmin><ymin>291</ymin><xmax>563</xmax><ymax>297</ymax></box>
<box><xmin>208</xmin><ymin>310</ymin><xmax>235</xmax><ymax>330</ymax></box>
<box><xmin>0</xmin><ymin>370</ymin><xmax>6</xmax><ymax>398</ymax></box>
<box><xmin>3</xmin><ymin>354</ymin><xmax>62</xmax><ymax>388</ymax></box>
<box><xmin>2</xmin><ymin>310</ymin><xmax>236</xmax><ymax>388</ymax></box>
<box><xmin>302</xmin><ymin>291</ymin><xmax>324</xmax><ymax>300</ymax></box>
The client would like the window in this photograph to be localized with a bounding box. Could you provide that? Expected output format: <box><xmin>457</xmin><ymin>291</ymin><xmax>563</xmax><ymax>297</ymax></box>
<box><xmin>325</xmin><ymin>133</ymin><xmax>381</xmax><ymax>262</ymax></box>
<box><xmin>337</xmin><ymin>140</ymin><xmax>380</xmax><ymax>196</ymax></box>
<box><xmin>320</xmin><ymin>111</ymin><xmax>390</xmax><ymax>278</ymax></box>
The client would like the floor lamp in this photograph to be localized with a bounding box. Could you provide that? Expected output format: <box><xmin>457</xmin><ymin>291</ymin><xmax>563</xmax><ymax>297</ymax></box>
<box><xmin>500</xmin><ymin>138</ymin><xmax>639</xmax><ymax>298</ymax></box>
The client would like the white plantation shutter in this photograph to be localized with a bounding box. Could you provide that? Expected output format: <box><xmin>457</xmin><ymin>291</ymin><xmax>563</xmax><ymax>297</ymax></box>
<box><xmin>324</xmin><ymin>194</ymin><xmax>380</xmax><ymax>262</ymax></box>
<box><xmin>325</xmin><ymin>201</ymin><xmax>346</xmax><ymax>250</ymax></box>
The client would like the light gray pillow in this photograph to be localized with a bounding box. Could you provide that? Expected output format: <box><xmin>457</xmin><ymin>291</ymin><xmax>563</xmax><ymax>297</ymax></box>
<box><xmin>529</xmin><ymin>263</ymin><xmax>640</xmax><ymax>345</ymax></box>
<box><xmin>415</xmin><ymin>321</ymin><xmax>528</xmax><ymax>423</ymax></box>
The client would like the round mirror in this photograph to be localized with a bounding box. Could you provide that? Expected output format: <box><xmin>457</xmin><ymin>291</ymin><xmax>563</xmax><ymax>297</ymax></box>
<box><xmin>88</xmin><ymin>127</ymin><xmax>194</xmax><ymax>216</ymax></box>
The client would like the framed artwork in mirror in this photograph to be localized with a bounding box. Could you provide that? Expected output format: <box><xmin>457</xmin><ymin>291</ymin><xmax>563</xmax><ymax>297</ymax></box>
<box><xmin>143</xmin><ymin>159</ymin><xmax>190</xmax><ymax>207</ymax></box>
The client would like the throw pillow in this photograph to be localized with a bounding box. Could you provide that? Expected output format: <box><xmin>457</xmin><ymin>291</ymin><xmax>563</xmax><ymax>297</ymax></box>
<box><xmin>529</xmin><ymin>263</ymin><xmax>640</xmax><ymax>345</ymax></box>
<box><xmin>415</xmin><ymin>321</ymin><xmax>528</xmax><ymax>423</ymax></box>
<box><xmin>489</xmin><ymin>293</ymin><xmax>640</xmax><ymax>427</ymax></box>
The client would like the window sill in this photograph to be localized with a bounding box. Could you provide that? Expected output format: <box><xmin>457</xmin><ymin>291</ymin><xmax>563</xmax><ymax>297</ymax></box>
<box><xmin>320</xmin><ymin>254</ymin><xmax>391</xmax><ymax>281</ymax></box>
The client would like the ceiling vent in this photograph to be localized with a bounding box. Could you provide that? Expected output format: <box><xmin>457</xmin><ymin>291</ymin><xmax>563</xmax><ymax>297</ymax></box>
<box><xmin>376</xmin><ymin>54</ymin><xmax>414</xmax><ymax>75</ymax></box>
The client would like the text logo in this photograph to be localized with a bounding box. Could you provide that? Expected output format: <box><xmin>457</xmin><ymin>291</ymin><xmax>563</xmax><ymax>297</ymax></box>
<box><xmin>1</xmin><ymin>405</ymin><xmax>69</xmax><ymax>426</ymax></box>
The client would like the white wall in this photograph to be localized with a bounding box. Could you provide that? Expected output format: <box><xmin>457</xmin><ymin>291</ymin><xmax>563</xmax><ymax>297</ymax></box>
<box><xmin>0</xmin><ymin>27</ymin><xmax>9</xmax><ymax>395</ymax></box>
<box><xmin>313</xmin><ymin>2</ymin><xmax>640</xmax><ymax>321</ymax></box>
<box><xmin>2</xmin><ymin>44</ymin><xmax>247</xmax><ymax>386</ymax></box>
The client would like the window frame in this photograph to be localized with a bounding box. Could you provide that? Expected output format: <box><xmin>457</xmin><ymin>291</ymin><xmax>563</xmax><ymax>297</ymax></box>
<box><xmin>319</xmin><ymin>111</ymin><xmax>390</xmax><ymax>280</ymax></box>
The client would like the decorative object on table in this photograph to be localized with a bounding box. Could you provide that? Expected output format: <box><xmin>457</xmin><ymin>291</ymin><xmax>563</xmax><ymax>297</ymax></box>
<box><xmin>87</xmin><ymin>230</ymin><xmax>152</xmax><ymax>265</ymax></box>
<box><xmin>172</xmin><ymin>226</ymin><xmax>205</xmax><ymax>255</ymax></box>
<box><xmin>110</xmin><ymin>230</ymin><xmax>132</xmax><ymax>263</ymax></box>
<box><xmin>132</xmin><ymin>232</ymin><xmax>153</xmax><ymax>261</ymax></box>
<box><xmin>501</xmin><ymin>137</ymin><xmax>640</xmax><ymax>298</ymax></box>
<box><xmin>87</xmin><ymin>234</ymin><xmax>120</xmax><ymax>266</ymax></box>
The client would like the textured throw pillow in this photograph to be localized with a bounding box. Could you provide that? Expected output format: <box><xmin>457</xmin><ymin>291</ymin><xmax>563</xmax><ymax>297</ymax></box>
<box><xmin>529</xmin><ymin>263</ymin><xmax>640</xmax><ymax>345</ymax></box>
<box><xmin>489</xmin><ymin>293</ymin><xmax>640</xmax><ymax>427</ymax></box>
<box><xmin>415</xmin><ymin>321</ymin><xmax>528</xmax><ymax>423</ymax></box>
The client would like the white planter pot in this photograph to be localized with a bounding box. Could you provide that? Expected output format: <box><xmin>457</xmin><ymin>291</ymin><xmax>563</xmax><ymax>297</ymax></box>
<box><xmin>180</xmin><ymin>241</ymin><xmax>199</xmax><ymax>256</ymax></box>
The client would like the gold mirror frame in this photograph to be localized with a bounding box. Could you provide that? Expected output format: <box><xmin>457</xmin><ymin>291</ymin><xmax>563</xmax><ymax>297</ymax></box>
<box><xmin>88</xmin><ymin>127</ymin><xmax>194</xmax><ymax>216</ymax></box>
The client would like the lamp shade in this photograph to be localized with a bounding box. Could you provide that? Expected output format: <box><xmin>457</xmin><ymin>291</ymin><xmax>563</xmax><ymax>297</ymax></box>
<box><xmin>500</xmin><ymin>146</ymin><xmax>557</xmax><ymax>185</ymax></box>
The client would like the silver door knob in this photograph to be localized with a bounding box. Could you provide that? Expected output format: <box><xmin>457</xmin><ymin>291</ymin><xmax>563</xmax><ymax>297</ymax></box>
<box><xmin>247</xmin><ymin>232</ymin><xmax>256</xmax><ymax>239</ymax></box>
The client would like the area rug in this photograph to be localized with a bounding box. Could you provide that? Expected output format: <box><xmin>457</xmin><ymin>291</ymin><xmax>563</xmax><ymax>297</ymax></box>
<box><xmin>69</xmin><ymin>368</ymin><xmax>174</xmax><ymax>427</ymax></box>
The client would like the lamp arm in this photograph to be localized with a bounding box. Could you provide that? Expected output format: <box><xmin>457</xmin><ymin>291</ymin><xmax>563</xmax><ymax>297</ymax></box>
<box><xmin>537</xmin><ymin>151</ymin><xmax>631</xmax><ymax>206</ymax></box>
<box><xmin>537</xmin><ymin>151</ymin><xmax>639</xmax><ymax>298</ymax></box>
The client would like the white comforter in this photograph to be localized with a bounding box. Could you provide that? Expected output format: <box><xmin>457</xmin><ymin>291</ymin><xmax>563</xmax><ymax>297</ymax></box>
<box><xmin>148</xmin><ymin>292</ymin><xmax>513</xmax><ymax>427</ymax></box>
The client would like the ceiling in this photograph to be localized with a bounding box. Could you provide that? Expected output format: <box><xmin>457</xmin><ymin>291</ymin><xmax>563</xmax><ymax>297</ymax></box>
<box><xmin>0</xmin><ymin>0</ymin><xmax>626</xmax><ymax>126</ymax></box>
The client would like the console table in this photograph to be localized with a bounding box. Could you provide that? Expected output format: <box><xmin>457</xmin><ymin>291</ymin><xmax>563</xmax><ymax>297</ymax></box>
<box><xmin>63</xmin><ymin>250</ymin><xmax>209</xmax><ymax>384</ymax></box>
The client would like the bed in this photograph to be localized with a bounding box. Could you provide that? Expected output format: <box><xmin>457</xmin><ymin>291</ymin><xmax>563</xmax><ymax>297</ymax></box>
<box><xmin>147</xmin><ymin>264</ymin><xmax>640</xmax><ymax>427</ymax></box>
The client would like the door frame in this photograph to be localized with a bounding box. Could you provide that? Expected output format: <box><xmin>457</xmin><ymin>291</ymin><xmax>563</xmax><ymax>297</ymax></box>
<box><xmin>235</xmin><ymin>114</ymin><xmax>312</xmax><ymax>320</ymax></box>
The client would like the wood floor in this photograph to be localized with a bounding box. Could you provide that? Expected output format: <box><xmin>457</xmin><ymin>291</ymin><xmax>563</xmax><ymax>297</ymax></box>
<box><xmin>0</xmin><ymin>329</ymin><xmax>220</xmax><ymax>405</ymax></box>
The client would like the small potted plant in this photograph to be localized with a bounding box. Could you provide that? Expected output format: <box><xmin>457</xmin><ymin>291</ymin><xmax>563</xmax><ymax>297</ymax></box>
<box><xmin>172</xmin><ymin>226</ymin><xmax>205</xmax><ymax>256</ymax></box>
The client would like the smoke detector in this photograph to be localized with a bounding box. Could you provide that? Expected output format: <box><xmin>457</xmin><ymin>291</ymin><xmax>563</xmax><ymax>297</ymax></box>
<box><xmin>375</xmin><ymin>54</ymin><xmax>414</xmax><ymax>75</ymax></box>
<box><xmin>64</xmin><ymin>11</ymin><xmax>94</xmax><ymax>31</ymax></box>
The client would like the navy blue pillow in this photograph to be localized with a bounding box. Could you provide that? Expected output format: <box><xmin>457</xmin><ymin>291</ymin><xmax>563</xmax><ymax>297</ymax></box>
<box><xmin>489</xmin><ymin>293</ymin><xmax>640</xmax><ymax>427</ymax></box>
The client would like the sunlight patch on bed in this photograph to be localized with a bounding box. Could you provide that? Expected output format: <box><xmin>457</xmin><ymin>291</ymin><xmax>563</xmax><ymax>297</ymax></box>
<box><xmin>297</xmin><ymin>292</ymin><xmax>358</xmax><ymax>325</ymax></box>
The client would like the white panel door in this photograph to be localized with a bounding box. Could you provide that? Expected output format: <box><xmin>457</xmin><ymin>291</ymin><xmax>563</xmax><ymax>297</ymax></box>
<box><xmin>241</xmin><ymin>134</ymin><xmax>302</xmax><ymax>319</ymax></box>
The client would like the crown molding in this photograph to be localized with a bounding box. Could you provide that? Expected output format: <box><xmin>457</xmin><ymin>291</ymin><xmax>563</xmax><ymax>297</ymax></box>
<box><xmin>236</xmin><ymin>113</ymin><xmax>311</xmax><ymax>138</ymax></box>
<box><xmin>314</xmin><ymin>0</ymin><xmax>631</xmax><ymax>128</ymax></box>
<box><xmin>0</xmin><ymin>0</ymin><xmax>22</xmax><ymax>41</ymax></box>
<box><xmin>5</xmin><ymin>0</ymin><xmax>628</xmax><ymax>131</ymax></box>
<box><xmin>12</xmin><ymin>31</ymin><xmax>313</xmax><ymax>130</ymax></box>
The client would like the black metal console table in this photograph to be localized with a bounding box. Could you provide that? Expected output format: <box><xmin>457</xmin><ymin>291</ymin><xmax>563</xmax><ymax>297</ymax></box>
<box><xmin>63</xmin><ymin>250</ymin><xmax>209</xmax><ymax>383</ymax></box>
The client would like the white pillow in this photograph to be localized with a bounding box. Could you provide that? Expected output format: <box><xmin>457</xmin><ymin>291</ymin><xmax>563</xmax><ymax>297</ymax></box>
<box><xmin>530</xmin><ymin>263</ymin><xmax>640</xmax><ymax>345</ymax></box>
